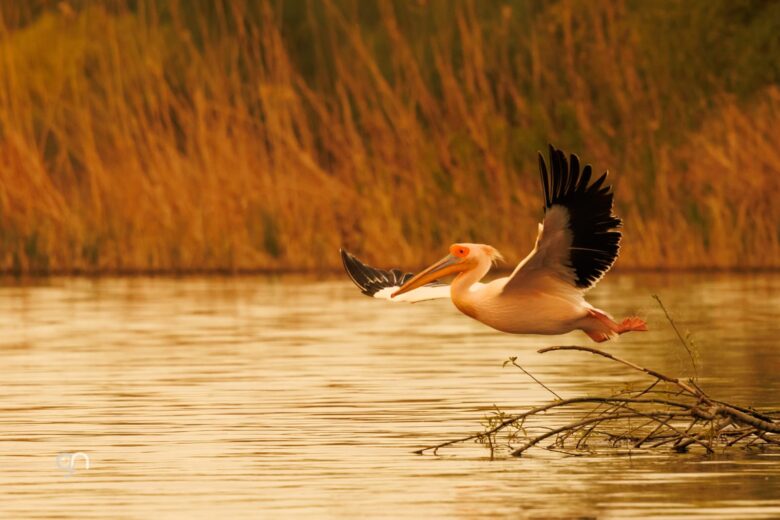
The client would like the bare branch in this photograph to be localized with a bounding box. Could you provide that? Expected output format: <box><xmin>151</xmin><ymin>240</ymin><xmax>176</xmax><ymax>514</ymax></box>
<box><xmin>537</xmin><ymin>345</ymin><xmax>705</xmax><ymax>400</ymax></box>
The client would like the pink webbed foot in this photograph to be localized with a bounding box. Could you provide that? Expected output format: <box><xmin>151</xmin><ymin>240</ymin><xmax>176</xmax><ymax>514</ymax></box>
<box><xmin>618</xmin><ymin>317</ymin><xmax>648</xmax><ymax>333</ymax></box>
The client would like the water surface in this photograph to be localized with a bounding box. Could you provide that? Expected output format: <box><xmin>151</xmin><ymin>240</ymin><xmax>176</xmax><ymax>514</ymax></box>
<box><xmin>0</xmin><ymin>273</ymin><xmax>778</xmax><ymax>519</ymax></box>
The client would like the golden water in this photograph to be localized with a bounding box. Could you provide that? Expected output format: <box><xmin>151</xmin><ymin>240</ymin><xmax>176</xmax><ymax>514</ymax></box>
<box><xmin>0</xmin><ymin>273</ymin><xmax>778</xmax><ymax>518</ymax></box>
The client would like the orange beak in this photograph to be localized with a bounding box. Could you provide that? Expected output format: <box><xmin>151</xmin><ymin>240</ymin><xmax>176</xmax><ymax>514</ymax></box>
<box><xmin>391</xmin><ymin>254</ymin><xmax>470</xmax><ymax>298</ymax></box>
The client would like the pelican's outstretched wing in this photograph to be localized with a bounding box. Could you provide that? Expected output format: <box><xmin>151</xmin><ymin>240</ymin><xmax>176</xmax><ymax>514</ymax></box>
<box><xmin>340</xmin><ymin>249</ymin><xmax>450</xmax><ymax>302</ymax></box>
<box><xmin>503</xmin><ymin>145</ymin><xmax>622</xmax><ymax>293</ymax></box>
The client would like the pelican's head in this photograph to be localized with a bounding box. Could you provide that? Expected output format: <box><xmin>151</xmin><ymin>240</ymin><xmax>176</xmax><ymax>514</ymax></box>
<box><xmin>391</xmin><ymin>243</ymin><xmax>502</xmax><ymax>298</ymax></box>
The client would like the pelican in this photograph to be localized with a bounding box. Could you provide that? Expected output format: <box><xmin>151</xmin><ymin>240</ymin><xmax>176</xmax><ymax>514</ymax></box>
<box><xmin>341</xmin><ymin>145</ymin><xmax>647</xmax><ymax>342</ymax></box>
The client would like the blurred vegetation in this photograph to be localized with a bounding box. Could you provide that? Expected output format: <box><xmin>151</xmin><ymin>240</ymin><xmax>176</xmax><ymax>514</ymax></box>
<box><xmin>0</xmin><ymin>0</ymin><xmax>778</xmax><ymax>274</ymax></box>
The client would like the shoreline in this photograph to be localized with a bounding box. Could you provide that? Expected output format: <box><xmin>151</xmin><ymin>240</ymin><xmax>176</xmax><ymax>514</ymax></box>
<box><xmin>2</xmin><ymin>266</ymin><xmax>779</xmax><ymax>279</ymax></box>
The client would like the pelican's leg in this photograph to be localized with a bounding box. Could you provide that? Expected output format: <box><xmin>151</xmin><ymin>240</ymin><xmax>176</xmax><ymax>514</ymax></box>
<box><xmin>582</xmin><ymin>309</ymin><xmax>648</xmax><ymax>343</ymax></box>
<box><xmin>584</xmin><ymin>330</ymin><xmax>613</xmax><ymax>343</ymax></box>
<box><xmin>581</xmin><ymin>309</ymin><xmax>620</xmax><ymax>342</ymax></box>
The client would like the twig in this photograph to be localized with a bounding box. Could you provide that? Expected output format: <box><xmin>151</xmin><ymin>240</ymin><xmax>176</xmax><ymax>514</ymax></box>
<box><xmin>653</xmin><ymin>294</ymin><xmax>698</xmax><ymax>378</ymax></box>
<box><xmin>537</xmin><ymin>345</ymin><xmax>705</xmax><ymax>400</ymax></box>
<box><xmin>574</xmin><ymin>379</ymin><xmax>663</xmax><ymax>449</ymax></box>
<box><xmin>506</xmin><ymin>357</ymin><xmax>562</xmax><ymax>400</ymax></box>
<box><xmin>619</xmin><ymin>405</ymin><xmax>715</xmax><ymax>454</ymax></box>
<box><xmin>511</xmin><ymin>412</ymin><xmax>691</xmax><ymax>457</ymax></box>
<box><xmin>634</xmin><ymin>419</ymin><xmax>670</xmax><ymax>448</ymax></box>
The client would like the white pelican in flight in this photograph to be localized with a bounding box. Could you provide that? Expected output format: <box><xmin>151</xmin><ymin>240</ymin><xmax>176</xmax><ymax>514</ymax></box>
<box><xmin>341</xmin><ymin>145</ymin><xmax>647</xmax><ymax>342</ymax></box>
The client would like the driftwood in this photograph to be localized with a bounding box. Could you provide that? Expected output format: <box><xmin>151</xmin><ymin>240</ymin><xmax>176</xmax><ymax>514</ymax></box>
<box><xmin>415</xmin><ymin>299</ymin><xmax>779</xmax><ymax>458</ymax></box>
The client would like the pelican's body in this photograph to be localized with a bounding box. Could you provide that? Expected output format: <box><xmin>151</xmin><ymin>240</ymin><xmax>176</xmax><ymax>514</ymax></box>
<box><xmin>450</xmin><ymin>262</ymin><xmax>587</xmax><ymax>336</ymax></box>
<box><xmin>341</xmin><ymin>145</ymin><xmax>647</xmax><ymax>342</ymax></box>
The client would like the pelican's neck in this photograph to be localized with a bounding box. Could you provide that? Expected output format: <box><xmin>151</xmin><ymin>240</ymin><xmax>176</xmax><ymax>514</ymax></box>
<box><xmin>451</xmin><ymin>258</ymin><xmax>491</xmax><ymax>300</ymax></box>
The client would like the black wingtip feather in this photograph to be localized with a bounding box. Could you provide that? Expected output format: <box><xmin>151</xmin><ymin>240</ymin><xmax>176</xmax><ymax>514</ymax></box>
<box><xmin>538</xmin><ymin>152</ymin><xmax>550</xmax><ymax>208</ymax></box>
<box><xmin>340</xmin><ymin>248</ymin><xmax>416</xmax><ymax>297</ymax></box>
<box><xmin>566</xmin><ymin>153</ymin><xmax>580</xmax><ymax>196</ymax></box>
<box><xmin>539</xmin><ymin>145</ymin><xmax>623</xmax><ymax>289</ymax></box>
<box><xmin>578</xmin><ymin>165</ymin><xmax>592</xmax><ymax>194</ymax></box>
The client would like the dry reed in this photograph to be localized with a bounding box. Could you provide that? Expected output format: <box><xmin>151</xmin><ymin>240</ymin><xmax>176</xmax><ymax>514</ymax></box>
<box><xmin>0</xmin><ymin>0</ymin><xmax>777</xmax><ymax>274</ymax></box>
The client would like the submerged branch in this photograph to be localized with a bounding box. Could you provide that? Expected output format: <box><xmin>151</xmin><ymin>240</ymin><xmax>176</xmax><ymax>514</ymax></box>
<box><xmin>416</xmin><ymin>345</ymin><xmax>779</xmax><ymax>458</ymax></box>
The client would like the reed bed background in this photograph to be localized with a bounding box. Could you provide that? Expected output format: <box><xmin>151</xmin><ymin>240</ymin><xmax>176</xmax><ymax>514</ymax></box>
<box><xmin>0</xmin><ymin>0</ymin><xmax>778</xmax><ymax>274</ymax></box>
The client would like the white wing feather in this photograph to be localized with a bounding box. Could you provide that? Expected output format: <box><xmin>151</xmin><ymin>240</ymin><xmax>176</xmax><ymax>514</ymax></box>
<box><xmin>503</xmin><ymin>206</ymin><xmax>578</xmax><ymax>293</ymax></box>
<box><xmin>371</xmin><ymin>285</ymin><xmax>451</xmax><ymax>302</ymax></box>
<box><xmin>372</xmin><ymin>283</ymin><xmax>486</xmax><ymax>303</ymax></box>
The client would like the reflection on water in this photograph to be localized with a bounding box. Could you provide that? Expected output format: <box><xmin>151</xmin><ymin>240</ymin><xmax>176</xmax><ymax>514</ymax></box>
<box><xmin>0</xmin><ymin>273</ymin><xmax>778</xmax><ymax>519</ymax></box>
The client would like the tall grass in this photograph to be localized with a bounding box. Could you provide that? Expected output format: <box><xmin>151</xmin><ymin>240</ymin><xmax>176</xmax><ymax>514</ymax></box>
<box><xmin>0</xmin><ymin>0</ymin><xmax>778</xmax><ymax>274</ymax></box>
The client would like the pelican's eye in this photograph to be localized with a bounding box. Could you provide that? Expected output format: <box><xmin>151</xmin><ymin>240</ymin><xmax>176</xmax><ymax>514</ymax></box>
<box><xmin>450</xmin><ymin>245</ymin><xmax>470</xmax><ymax>258</ymax></box>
